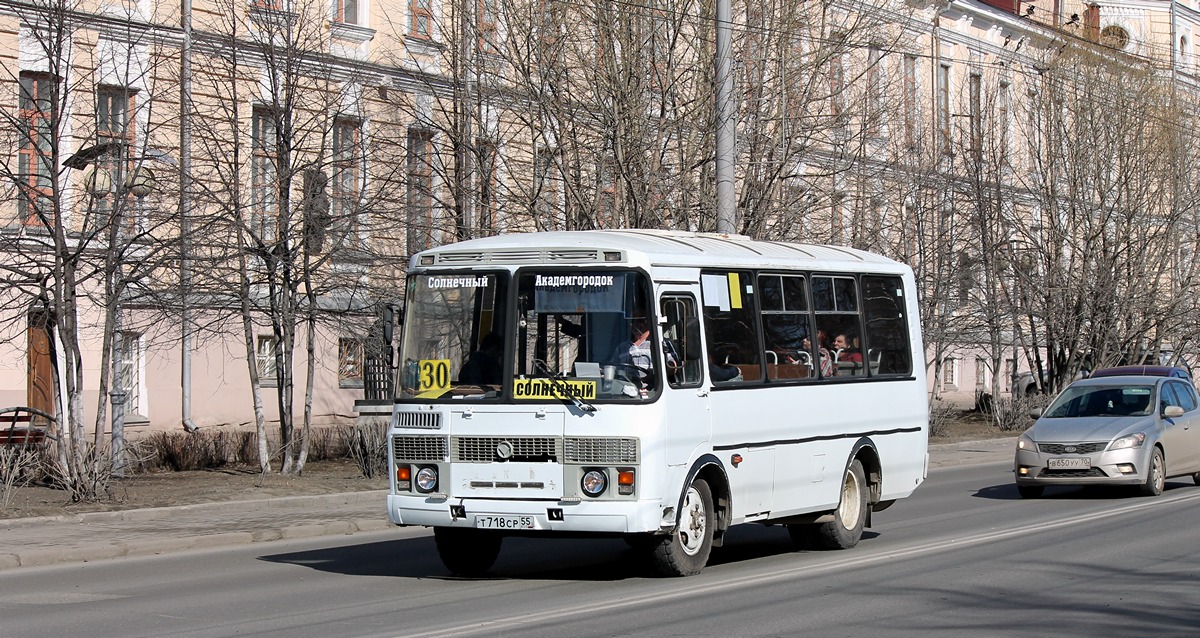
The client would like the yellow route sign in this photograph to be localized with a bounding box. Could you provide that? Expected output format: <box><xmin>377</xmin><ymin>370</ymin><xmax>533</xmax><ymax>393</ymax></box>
<box><xmin>513</xmin><ymin>378</ymin><xmax>597</xmax><ymax>400</ymax></box>
<box><xmin>415</xmin><ymin>359</ymin><xmax>451</xmax><ymax>398</ymax></box>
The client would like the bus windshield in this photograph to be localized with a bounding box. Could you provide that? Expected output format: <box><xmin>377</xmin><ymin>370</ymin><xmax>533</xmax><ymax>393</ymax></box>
<box><xmin>398</xmin><ymin>272</ymin><xmax>509</xmax><ymax>400</ymax></box>
<box><xmin>515</xmin><ymin>270</ymin><xmax>657</xmax><ymax>402</ymax></box>
<box><xmin>397</xmin><ymin>269</ymin><xmax>660</xmax><ymax>402</ymax></box>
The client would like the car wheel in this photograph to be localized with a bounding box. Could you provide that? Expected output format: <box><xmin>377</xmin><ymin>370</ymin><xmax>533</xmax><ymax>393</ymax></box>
<box><xmin>798</xmin><ymin>459</ymin><xmax>868</xmax><ymax>550</ymax></box>
<box><xmin>1017</xmin><ymin>484</ymin><xmax>1044</xmax><ymax>499</ymax></box>
<box><xmin>650</xmin><ymin>478</ymin><xmax>714</xmax><ymax>576</ymax></box>
<box><xmin>1140</xmin><ymin>448</ymin><xmax>1165</xmax><ymax>497</ymax></box>
<box><xmin>434</xmin><ymin>527</ymin><xmax>503</xmax><ymax>576</ymax></box>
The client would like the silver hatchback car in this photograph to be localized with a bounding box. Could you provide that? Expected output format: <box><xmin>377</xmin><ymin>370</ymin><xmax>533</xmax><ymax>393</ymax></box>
<box><xmin>1014</xmin><ymin>375</ymin><xmax>1200</xmax><ymax>498</ymax></box>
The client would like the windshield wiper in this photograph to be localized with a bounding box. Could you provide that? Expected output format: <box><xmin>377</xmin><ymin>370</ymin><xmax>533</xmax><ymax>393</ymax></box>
<box><xmin>534</xmin><ymin>360</ymin><xmax>597</xmax><ymax>413</ymax></box>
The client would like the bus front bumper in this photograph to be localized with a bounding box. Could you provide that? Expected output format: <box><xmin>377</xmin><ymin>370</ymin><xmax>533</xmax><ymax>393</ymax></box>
<box><xmin>387</xmin><ymin>493</ymin><xmax>666</xmax><ymax>534</ymax></box>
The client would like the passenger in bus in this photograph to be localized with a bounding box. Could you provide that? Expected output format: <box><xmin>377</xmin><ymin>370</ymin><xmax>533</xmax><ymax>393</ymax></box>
<box><xmin>708</xmin><ymin>349</ymin><xmax>742</xmax><ymax>383</ymax></box>
<box><xmin>460</xmin><ymin>333</ymin><xmax>503</xmax><ymax>385</ymax></box>
<box><xmin>833</xmin><ymin>333</ymin><xmax>863</xmax><ymax>364</ymax></box>
<box><xmin>803</xmin><ymin>333</ymin><xmax>834</xmax><ymax>377</ymax></box>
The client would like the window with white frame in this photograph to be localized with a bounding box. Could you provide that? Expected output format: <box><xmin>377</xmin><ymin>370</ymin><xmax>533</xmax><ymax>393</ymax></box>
<box><xmin>942</xmin><ymin>357</ymin><xmax>957</xmax><ymax>389</ymax></box>
<box><xmin>975</xmin><ymin>356</ymin><xmax>987</xmax><ymax>387</ymax></box>
<box><xmin>332</xmin><ymin>116</ymin><xmax>362</xmax><ymax>243</ymax></box>
<box><xmin>256</xmin><ymin>334</ymin><xmax>278</xmax><ymax>384</ymax></box>
<box><xmin>406</xmin><ymin>127</ymin><xmax>435</xmax><ymax>253</ymax></box>
<box><xmin>251</xmin><ymin>107</ymin><xmax>279</xmax><ymax>242</ymax></box>
<box><xmin>937</xmin><ymin>63</ymin><xmax>951</xmax><ymax>155</ymax></box>
<box><xmin>336</xmin><ymin>0</ymin><xmax>358</xmax><ymax>24</ymax></box>
<box><xmin>116</xmin><ymin>331</ymin><xmax>142</xmax><ymax>416</ymax></box>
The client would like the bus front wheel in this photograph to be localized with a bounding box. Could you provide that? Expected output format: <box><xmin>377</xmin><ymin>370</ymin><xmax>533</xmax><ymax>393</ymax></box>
<box><xmin>434</xmin><ymin>527</ymin><xmax>503</xmax><ymax>576</ymax></box>
<box><xmin>789</xmin><ymin>459</ymin><xmax>867</xmax><ymax>550</ymax></box>
<box><xmin>651</xmin><ymin>478</ymin><xmax>714</xmax><ymax>576</ymax></box>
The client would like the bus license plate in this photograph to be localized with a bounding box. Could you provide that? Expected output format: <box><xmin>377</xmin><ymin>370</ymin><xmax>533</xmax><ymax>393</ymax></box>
<box><xmin>1048</xmin><ymin>457</ymin><xmax>1090</xmax><ymax>470</ymax></box>
<box><xmin>475</xmin><ymin>515</ymin><xmax>535</xmax><ymax>530</ymax></box>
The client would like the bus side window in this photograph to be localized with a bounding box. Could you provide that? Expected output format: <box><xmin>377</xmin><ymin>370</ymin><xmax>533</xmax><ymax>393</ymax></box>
<box><xmin>700</xmin><ymin>271</ymin><xmax>762</xmax><ymax>383</ymax></box>
<box><xmin>661</xmin><ymin>295</ymin><xmax>702</xmax><ymax>388</ymax></box>
<box><xmin>861</xmin><ymin>275</ymin><xmax>912</xmax><ymax>376</ymax></box>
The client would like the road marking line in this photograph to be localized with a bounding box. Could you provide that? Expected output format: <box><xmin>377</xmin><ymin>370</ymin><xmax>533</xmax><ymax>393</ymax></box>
<box><xmin>406</xmin><ymin>489</ymin><xmax>1200</xmax><ymax>637</ymax></box>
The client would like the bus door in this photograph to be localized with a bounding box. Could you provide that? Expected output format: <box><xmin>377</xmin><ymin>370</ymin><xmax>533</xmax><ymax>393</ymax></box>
<box><xmin>659</xmin><ymin>290</ymin><xmax>710</xmax><ymax>467</ymax></box>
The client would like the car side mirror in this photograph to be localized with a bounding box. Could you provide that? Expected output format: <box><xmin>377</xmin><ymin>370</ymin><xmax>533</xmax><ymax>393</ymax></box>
<box><xmin>1163</xmin><ymin>405</ymin><xmax>1185</xmax><ymax>418</ymax></box>
<box><xmin>1028</xmin><ymin>407</ymin><xmax>1043</xmax><ymax>419</ymax></box>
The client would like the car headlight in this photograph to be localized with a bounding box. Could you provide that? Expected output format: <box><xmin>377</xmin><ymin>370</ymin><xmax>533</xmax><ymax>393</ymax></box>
<box><xmin>1109</xmin><ymin>432</ymin><xmax>1146</xmax><ymax>450</ymax></box>
<box><xmin>415</xmin><ymin>466</ymin><xmax>439</xmax><ymax>492</ymax></box>
<box><xmin>1017</xmin><ymin>433</ymin><xmax>1036</xmax><ymax>451</ymax></box>
<box><xmin>581</xmin><ymin>469</ymin><xmax>608</xmax><ymax>497</ymax></box>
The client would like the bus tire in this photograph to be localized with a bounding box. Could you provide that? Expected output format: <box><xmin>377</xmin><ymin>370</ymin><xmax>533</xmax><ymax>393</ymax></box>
<box><xmin>651</xmin><ymin>478</ymin><xmax>714</xmax><ymax>576</ymax></box>
<box><xmin>803</xmin><ymin>459</ymin><xmax>868</xmax><ymax>550</ymax></box>
<box><xmin>434</xmin><ymin>527</ymin><xmax>503</xmax><ymax>577</ymax></box>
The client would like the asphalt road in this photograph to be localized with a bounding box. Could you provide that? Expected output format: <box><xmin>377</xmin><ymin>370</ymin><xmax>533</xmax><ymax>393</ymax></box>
<box><xmin>2</xmin><ymin>460</ymin><xmax>1198</xmax><ymax>637</ymax></box>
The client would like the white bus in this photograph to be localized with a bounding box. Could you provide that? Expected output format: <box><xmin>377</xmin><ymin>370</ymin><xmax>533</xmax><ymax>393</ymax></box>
<box><xmin>387</xmin><ymin>230</ymin><xmax>928</xmax><ymax>576</ymax></box>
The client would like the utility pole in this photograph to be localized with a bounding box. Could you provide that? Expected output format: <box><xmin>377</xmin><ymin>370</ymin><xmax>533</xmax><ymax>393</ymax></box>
<box><xmin>714</xmin><ymin>0</ymin><xmax>736</xmax><ymax>234</ymax></box>
<box><xmin>180</xmin><ymin>0</ymin><xmax>197</xmax><ymax>432</ymax></box>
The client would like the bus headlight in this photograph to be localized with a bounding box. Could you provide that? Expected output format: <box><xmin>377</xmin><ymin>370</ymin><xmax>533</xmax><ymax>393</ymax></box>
<box><xmin>581</xmin><ymin>469</ymin><xmax>608</xmax><ymax>497</ymax></box>
<box><xmin>415</xmin><ymin>466</ymin><xmax>439</xmax><ymax>493</ymax></box>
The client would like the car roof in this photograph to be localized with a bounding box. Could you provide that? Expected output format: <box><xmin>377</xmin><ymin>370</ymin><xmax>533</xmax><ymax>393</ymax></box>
<box><xmin>1090</xmin><ymin>365</ymin><xmax>1191</xmax><ymax>379</ymax></box>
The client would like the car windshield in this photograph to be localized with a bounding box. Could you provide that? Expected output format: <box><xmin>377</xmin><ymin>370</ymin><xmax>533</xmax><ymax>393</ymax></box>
<box><xmin>1043</xmin><ymin>384</ymin><xmax>1156</xmax><ymax>418</ymax></box>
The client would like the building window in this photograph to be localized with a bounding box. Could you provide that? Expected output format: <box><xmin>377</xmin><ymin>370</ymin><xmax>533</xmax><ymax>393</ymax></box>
<box><xmin>335</xmin><ymin>0</ymin><xmax>358</xmax><ymax>24</ymax></box>
<box><xmin>1100</xmin><ymin>25</ymin><xmax>1128</xmax><ymax>50</ymax></box>
<box><xmin>998</xmin><ymin>79</ymin><xmax>1011</xmax><ymax>162</ymax></box>
<box><xmin>116</xmin><ymin>331</ymin><xmax>142</xmax><ymax>416</ymax></box>
<box><xmin>968</xmin><ymin>72</ymin><xmax>982</xmax><ymax>157</ymax></box>
<box><xmin>406</xmin><ymin>127</ymin><xmax>435</xmax><ymax>253</ymax></box>
<box><xmin>17</xmin><ymin>72</ymin><xmax>55</xmax><ymax>226</ymax></box>
<box><xmin>596</xmin><ymin>155</ymin><xmax>616</xmax><ymax>229</ymax></box>
<box><xmin>937</xmin><ymin>63</ymin><xmax>951</xmax><ymax>155</ymax></box>
<box><xmin>477</xmin><ymin>138</ymin><xmax>497</xmax><ymax>232</ymax></box>
<box><xmin>829</xmin><ymin>50</ymin><xmax>846</xmax><ymax>119</ymax></box>
<box><xmin>95</xmin><ymin>86</ymin><xmax>138</xmax><ymax>227</ymax></box>
<box><xmin>252</xmin><ymin>0</ymin><xmax>283</xmax><ymax>10</ymax></box>
<box><xmin>339</xmin><ymin>338</ymin><xmax>365</xmax><ymax>387</ymax></box>
<box><xmin>535</xmin><ymin>146</ymin><xmax>561</xmax><ymax>221</ymax></box>
<box><xmin>866</xmin><ymin>45</ymin><xmax>882</xmax><ymax>136</ymax></box>
<box><xmin>902</xmin><ymin>55</ymin><xmax>918</xmax><ymax>149</ymax></box>
<box><xmin>409</xmin><ymin>0</ymin><xmax>432</xmax><ymax>39</ymax></box>
<box><xmin>478</xmin><ymin>0</ymin><xmax>498</xmax><ymax>56</ymax></box>
<box><xmin>332</xmin><ymin>117</ymin><xmax>361</xmax><ymax>242</ymax></box>
<box><xmin>975</xmin><ymin>356</ymin><xmax>987</xmax><ymax>387</ymax></box>
<box><xmin>943</xmin><ymin>357</ymin><xmax>957</xmax><ymax>389</ymax></box>
<box><xmin>256</xmin><ymin>334</ymin><xmax>278</xmax><ymax>385</ymax></box>
<box><xmin>251</xmin><ymin>107</ymin><xmax>279</xmax><ymax>242</ymax></box>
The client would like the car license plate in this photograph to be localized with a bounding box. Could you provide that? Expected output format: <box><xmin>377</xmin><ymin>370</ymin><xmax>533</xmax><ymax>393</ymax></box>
<box><xmin>1048</xmin><ymin>457</ymin><xmax>1091</xmax><ymax>470</ymax></box>
<box><xmin>475</xmin><ymin>515</ymin><xmax>535</xmax><ymax>530</ymax></box>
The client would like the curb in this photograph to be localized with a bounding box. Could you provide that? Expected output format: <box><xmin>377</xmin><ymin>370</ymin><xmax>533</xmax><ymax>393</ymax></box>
<box><xmin>0</xmin><ymin>490</ymin><xmax>386</xmax><ymax>529</ymax></box>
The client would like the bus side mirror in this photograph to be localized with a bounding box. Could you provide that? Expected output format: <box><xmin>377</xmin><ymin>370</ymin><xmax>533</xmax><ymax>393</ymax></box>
<box><xmin>383</xmin><ymin>305</ymin><xmax>395</xmax><ymax>346</ymax></box>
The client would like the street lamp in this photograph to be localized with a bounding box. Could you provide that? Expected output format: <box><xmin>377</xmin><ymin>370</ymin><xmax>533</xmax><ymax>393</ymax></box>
<box><xmin>65</xmin><ymin>146</ymin><xmax>159</xmax><ymax>478</ymax></box>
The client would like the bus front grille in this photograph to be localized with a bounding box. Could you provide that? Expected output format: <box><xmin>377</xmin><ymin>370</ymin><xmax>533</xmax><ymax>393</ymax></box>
<box><xmin>452</xmin><ymin>436</ymin><xmax>561</xmax><ymax>463</ymax></box>
<box><xmin>394</xmin><ymin>411</ymin><xmax>442</xmax><ymax>429</ymax></box>
<box><xmin>564</xmin><ymin>437</ymin><xmax>639</xmax><ymax>464</ymax></box>
<box><xmin>392</xmin><ymin>435</ymin><xmax>448</xmax><ymax>462</ymax></box>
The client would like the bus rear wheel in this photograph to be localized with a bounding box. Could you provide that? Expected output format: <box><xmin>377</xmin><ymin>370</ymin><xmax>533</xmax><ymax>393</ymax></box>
<box><xmin>651</xmin><ymin>478</ymin><xmax>714</xmax><ymax>576</ymax></box>
<box><xmin>434</xmin><ymin>527</ymin><xmax>503</xmax><ymax>577</ymax></box>
<box><xmin>790</xmin><ymin>459</ymin><xmax>867</xmax><ymax>550</ymax></box>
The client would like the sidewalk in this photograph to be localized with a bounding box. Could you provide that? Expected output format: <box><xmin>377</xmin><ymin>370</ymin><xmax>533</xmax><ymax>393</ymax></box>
<box><xmin>0</xmin><ymin>437</ymin><xmax>1014</xmax><ymax>571</ymax></box>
